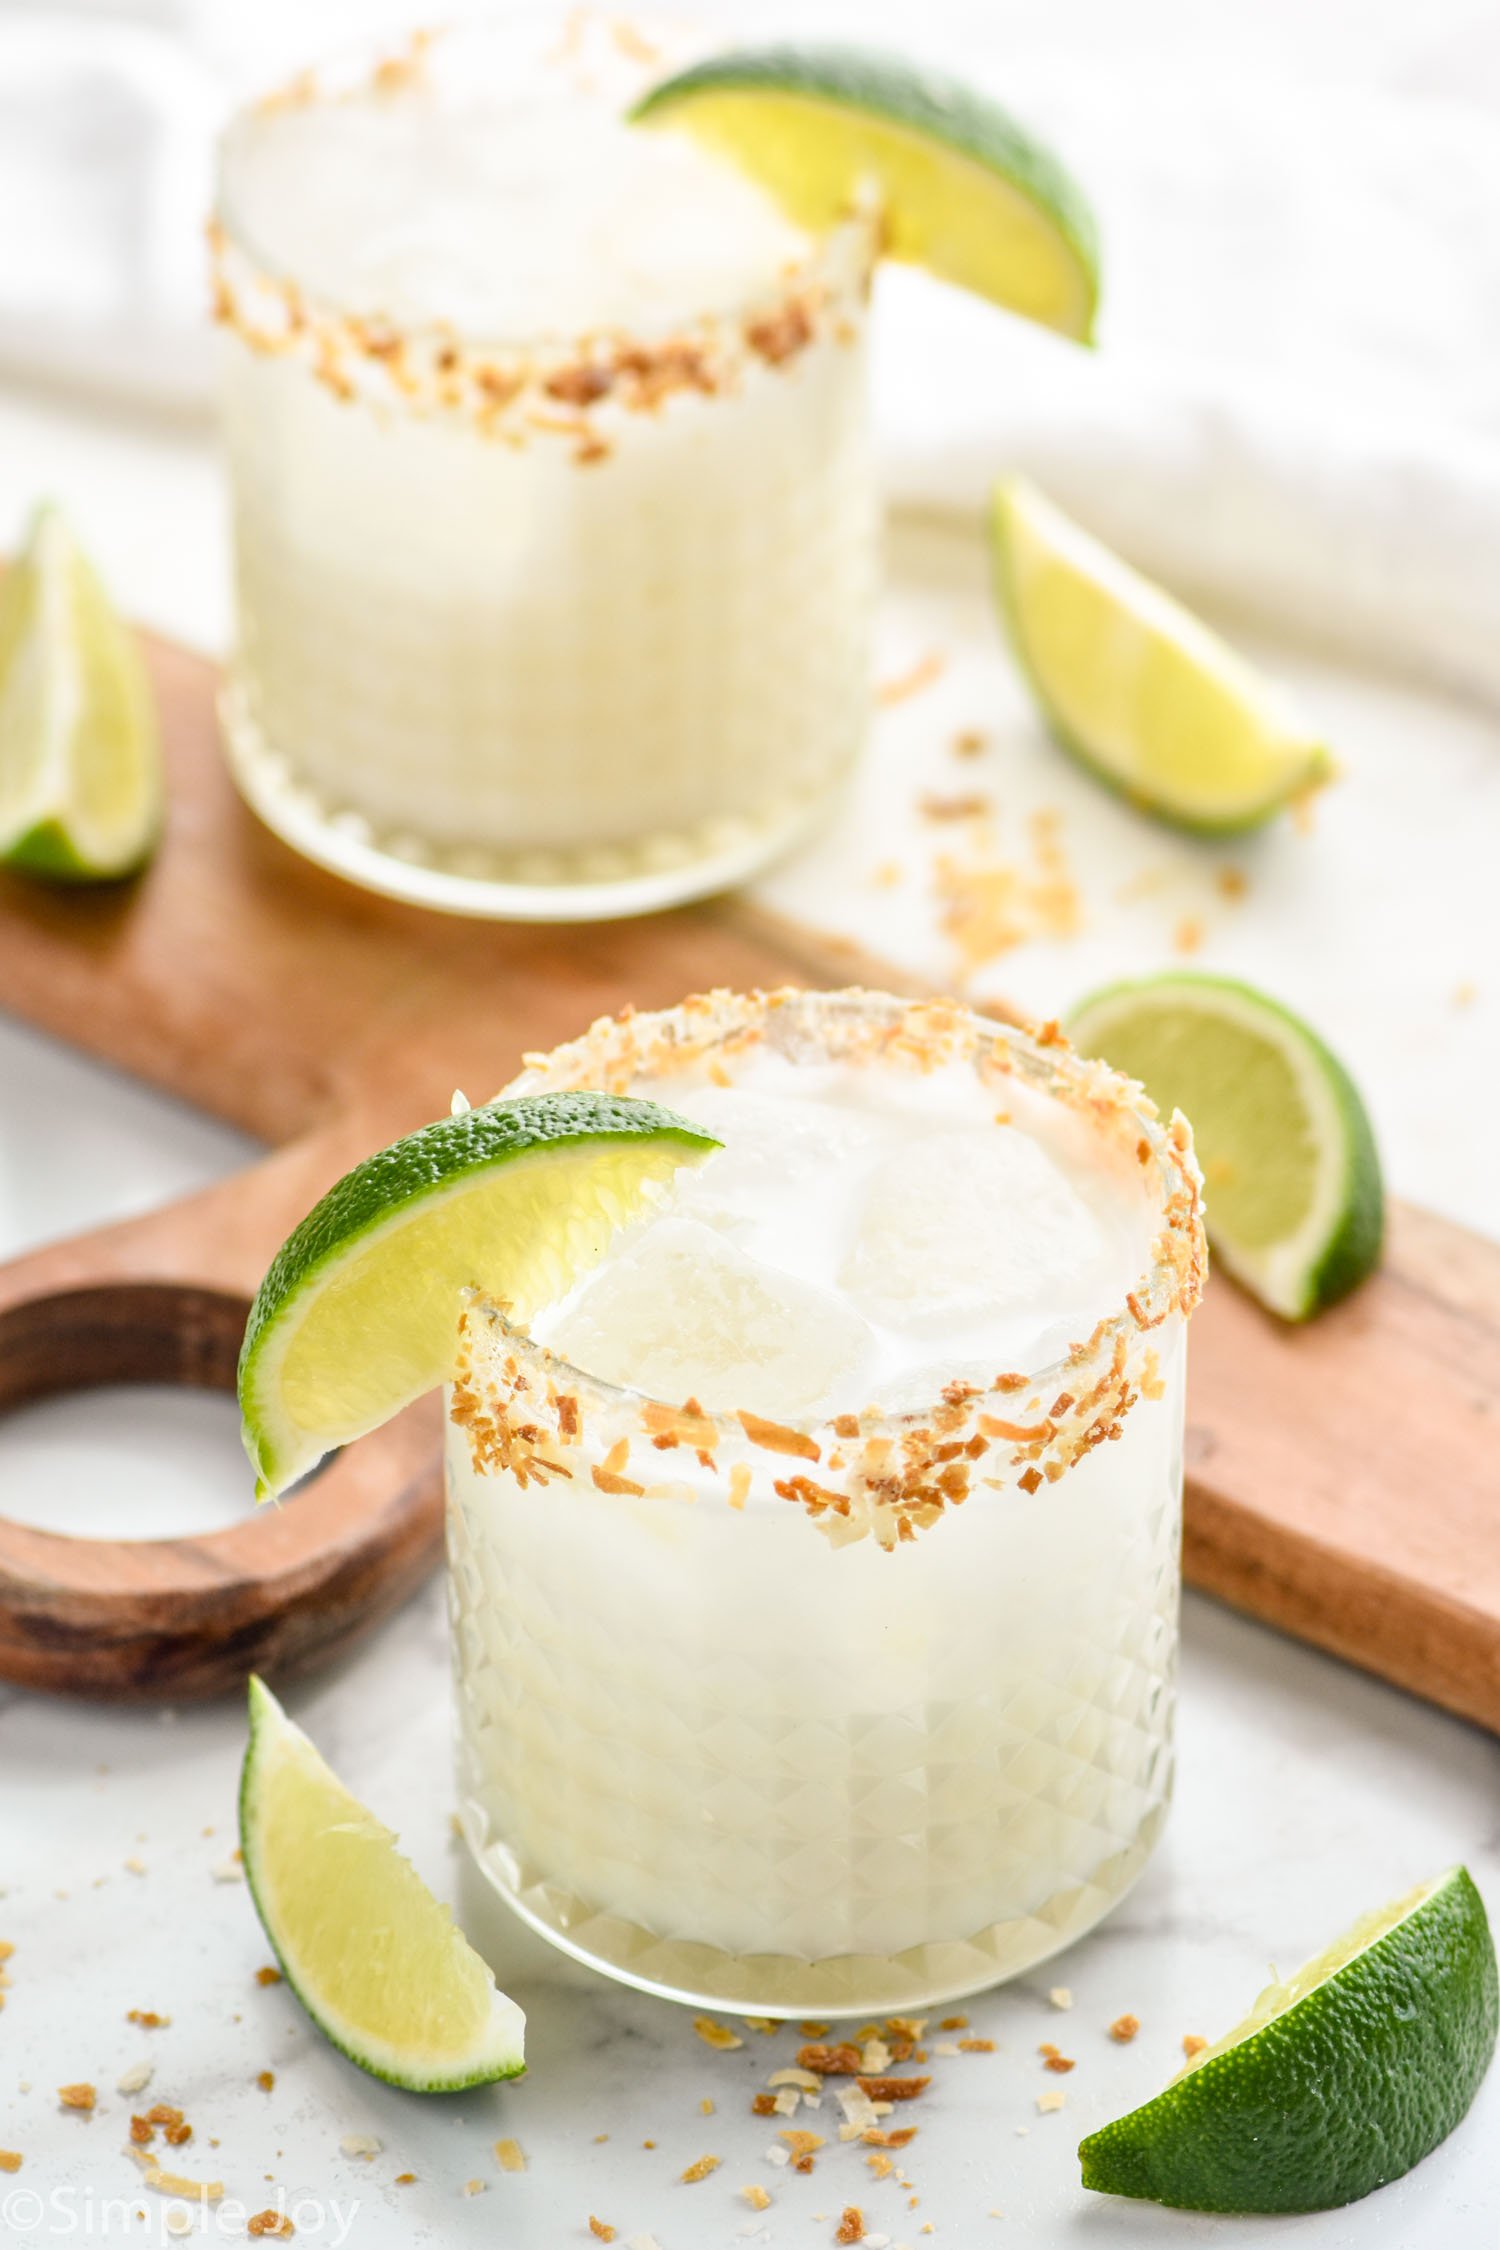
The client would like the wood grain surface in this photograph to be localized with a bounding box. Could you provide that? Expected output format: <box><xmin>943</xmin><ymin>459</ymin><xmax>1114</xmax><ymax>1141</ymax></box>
<box><xmin>1</xmin><ymin>628</ymin><xmax>1497</xmax><ymax>1724</ymax></box>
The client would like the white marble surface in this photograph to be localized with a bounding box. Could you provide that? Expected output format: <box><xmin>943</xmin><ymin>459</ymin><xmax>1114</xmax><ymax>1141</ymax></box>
<box><xmin>3</xmin><ymin>1</ymin><xmax>1500</xmax><ymax>2242</ymax></box>
<box><xmin>1</xmin><ymin>516</ymin><xmax>1498</xmax><ymax>2242</ymax></box>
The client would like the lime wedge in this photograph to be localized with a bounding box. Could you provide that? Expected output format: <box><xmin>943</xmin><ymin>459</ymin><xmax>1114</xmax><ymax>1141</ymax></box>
<box><xmin>238</xmin><ymin>1092</ymin><xmax>719</xmax><ymax>1500</ymax></box>
<box><xmin>992</xmin><ymin>478</ymin><xmax>1333</xmax><ymax>830</ymax></box>
<box><xmin>631</xmin><ymin>46</ymin><xmax>1098</xmax><ymax>340</ymax></box>
<box><xmin>0</xmin><ymin>504</ymin><xmax>163</xmax><ymax>880</ymax></box>
<box><xmin>1068</xmin><ymin>972</ymin><xmax>1382</xmax><ymax>1319</ymax></box>
<box><xmin>1080</xmin><ymin>1866</ymin><xmax>1497</xmax><ymax>2213</ymax></box>
<box><xmin>240</xmin><ymin>1676</ymin><xmax>524</xmax><ymax>2091</ymax></box>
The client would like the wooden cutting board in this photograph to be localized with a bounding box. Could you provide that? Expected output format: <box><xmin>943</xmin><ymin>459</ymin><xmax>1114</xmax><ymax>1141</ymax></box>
<box><xmin>1</xmin><ymin>627</ymin><xmax>1497</xmax><ymax>1725</ymax></box>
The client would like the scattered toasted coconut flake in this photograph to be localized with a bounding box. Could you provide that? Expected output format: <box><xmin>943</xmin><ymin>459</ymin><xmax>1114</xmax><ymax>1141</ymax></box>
<box><xmin>742</xmin><ymin>2183</ymin><xmax>772</xmax><ymax>2210</ymax></box>
<box><xmin>129</xmin><ymin>2116</ymin><xmax>154</xmax><ymax>2146</ymax></box>
<box><xmin>1182</xmin><ymin>2034</ymin><xmax>1208</xmax><ymax>2059</ymax></box>
<box><xmin>340</xmin><ymin>2135</ymin><xmax>381</xmax><ymax>2161</ymax></box>
<box><xmin>494</xmin><ymin>2138</ymin><xmax>526</xmax><ymax>2172</ymax></box>
<box><xmin>778</xmin><ymin>2129</ymin><xmax>825</xmax><ymax>2174</ymax></box>
<box><xmin>257</xmin><ymin>2070</ymin><xmax>276</xmax><ymax>2091</ymax></box>
<box><xmin>742</xmin><ymin>2015</ymin><xmax>780</xmax><ymax>2033</ymax></box>
<box><xmin>127</xmin><ymin>2010</ymin><xmax>170</xmax><ymax>2028</ymax></box>
<box><xmin>124</xmin><ymin>2144</ymin><xmax>223</xmax><ymax>2201</ymax></box>
<box><xmin>921</xmin><ymin>793</ymin><xmax>991</xmax><ymax>823</ymax></box>
<box><xmin>626</xmin><ymin>2236</ymin><xmax>664</xmax><ymax>2250</ymax></box>
<box><xmin>58</xmin><ymin>2083</ymin><xmax>96</xmax><ymax>2113</ymax></box>
<box><xmin>934</xmin><ymin>806</ymin><xmax>1082</xmax><ymax>975</ymax></box>
<box><xmin>856</xmin><ymin>2077</ymin><xmax>928</xmax><ymax>2103</ymax></box>
<box><xmin>835</xmin><ymin>2207</ymin><xmax>865</xmax><ymax>2245</ymax></box>
<box><xmin>772</xmin><ymin>2088</ymin><xmax>801</xmax><ymax>2118</ymax></box>
<box><xmin>1172</xmin><ymin>915</ymin><xmax>1205</xmax><ymax>955</ymax></box>
<box><xmin>588</xmin><ymin>2219</ymin><xmax>617</xmax><ymax>2242</ymax></box>
<box><xmin>1109</xmin><ymin>2014</ymin><xmax>1140</xmax><ymax>2043</ymax></box>
<box><xmin>766</xmin><ymin>2143</ymin><xmax>790</xmax><ymax>2168</ymax></box>
<box><xmin>394</xmin><ymin>2172</ymin><xmax>417</xmax><ymax>2185</ymax></box>
<box><xmin>212</xmin><ymin>1854</ymin><xmax>245</xmax><ymax>1883</ymax></box>
<box><xmin>699</xmin><ymin>2096</ymin><xmax>715</xmax><ymax>2114</ymax></box>
<box><xmin>877</xmin><ymin>651</ymin><xmax>945</xmax><ymax>707</ymax></box>
<box><xmin>859</xmin><ymin>2037</ymin><xmax>892</xmax><ymax>2074</ymax></box>
<box><xmin>679</xmin><ymin>2153</ymin><xmax>721</xmax><ymax>2184</ymax></box>
<box><xmin>937</xmin><ymin>2014</ymin><xmax>968</xmax><ymax>2031</ymax></box>
<box><xmin>694</xmin><ymin>2016</ymin><xmax>743</xmax><ymax>2051</ymax></box>
<box><xmin>958</xmin><ymin>2038</ymin><xmax>996</xmax><ymax>2053</ymax></box>
<box><xmin>0</xmin><ymin>2151</ymin><xmax>21</xmax><ymax>2173</ymax></box>
<box><xmin>1038</xmin><ymin>2043</ymin><xmax>1075</xmax><ymax>2073</ymax></box>
<box><xmin>124</xmin><ymin>1856</ymin><xmax>147</xmax><ymax>1876</ymax></box>
<box><xmin>1216</xmin><ymin>866</ymin><xmax>1248</xmax><ymax>901</ymax></box>
<box><xmin>953</xmin><ymin>728</ymin><xmax>986</xmax><ymax>757</ymax></box>
<box><xmin>727</xmin><ymin>1463</ymin><xmax>753</xmax><ymax>1510</ymax></box>
<box><xmin>464</xmin><ymin>2178</ymin><xmax>486</xmax><ymax>2197</ymax></box>
<box><xmin>1036</xmin><ymin>2088</ymin><xmax>1067</xmax><ymax>2114</ymax></box>
<box><xmin>769</xmin><ymin>2067</ymin><xmax>823</xmax><ymax>2092</ymax></box>
<box><xmin>801</xmin><ymin>2021</ymin><xmax>831</xmax><ymax>2037</ymax></box>
<box><xmin>255</xmin><ymin>1965</ymin><xmax>283</xmax><ymax>1987</ymax></box>
<box><xmin>799</xmin><ymin>2042</ymin><xmax>861</xmax><ymax>2076</ymax></box>
<box><xmin>247</xmin><ymin>2216</ymin><xmax>294</xmax><ymax>2240</ymax></box>
<box><xmin>751</xmin><ymin>2093</ymin><xmax>778</xmax><ymax>2117</ymax></box>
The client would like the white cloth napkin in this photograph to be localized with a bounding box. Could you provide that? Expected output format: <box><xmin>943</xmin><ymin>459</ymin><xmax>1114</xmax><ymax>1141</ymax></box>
<box><xmin>874</xmin><ymin>59</ymin><xmax>1500</xmax><ymax>710</ymax></box>
<box><xmin>5</xmin><ymin>10</ymin><xmax>1500</xmax><ymax>708</ymax></box>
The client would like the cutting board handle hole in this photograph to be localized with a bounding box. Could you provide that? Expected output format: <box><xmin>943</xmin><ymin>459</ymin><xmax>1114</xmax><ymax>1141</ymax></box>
<box><xmin>0</xmin><ymin>1282</ymin><xmax>250</xmax><ymax>1414</ymax></box>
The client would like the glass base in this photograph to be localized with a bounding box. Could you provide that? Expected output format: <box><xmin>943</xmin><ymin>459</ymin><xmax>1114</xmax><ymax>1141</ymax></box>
<box><xmin>220</xmin><ymin>680</ymin><xmax>847</xmax><ymax>923</ymax></box>
<box><xmin>456</xmin><ymin>1794</ymin><xmax>1168</xmax><ymax>2019</ymax></box>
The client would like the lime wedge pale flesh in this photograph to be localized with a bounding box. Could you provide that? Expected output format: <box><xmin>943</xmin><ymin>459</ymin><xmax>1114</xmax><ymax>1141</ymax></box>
<box><xmin>240</xmin><ymin>1676</ymin><xmax>524</xmax><ymax>2091</ymax></box>
<box><xmin>632</xmin><ymin>46</ymin><xmax>1099</xmax><ymax>340</ymax></box>
<box><xmin>1080</xmin><ymin>1866</ymin><xmax>1497</xmax><ymax>2212</ymax></box>
<box><xmin>993</xmin><ymin>477</ymin><xmax>1333</xmax><ymax>831</ymax></box>
<box><xmin>238</xmin><ymin>1092</ymin><xmax>719</xmax><ymax>1499</ymax></box>
<box><xmin>1068</xmin><ymin>972</ymin><xmax>1382</xmax><ymax>1319</ymax></box>
<box><xmin>0</xmin><ymin>503</ymin><xmax>163</xmax><ymax>880</ymax></box>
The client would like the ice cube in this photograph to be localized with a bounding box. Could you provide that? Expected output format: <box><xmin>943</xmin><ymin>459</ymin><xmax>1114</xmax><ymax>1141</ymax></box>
<box><xmin>840</xmin><ymin>1127</ymin><xmax>1107</xmax><ymax>1335</ymax></box>
<box><xmin>546</xmin><ymin>1216</ymin><xmax>876</xmax><ymax>1420</ymax></box>
<box><xmin>667</xmin><ymin>1084</ymin><xmax>889</xmax><ymax>1243</ymax></box>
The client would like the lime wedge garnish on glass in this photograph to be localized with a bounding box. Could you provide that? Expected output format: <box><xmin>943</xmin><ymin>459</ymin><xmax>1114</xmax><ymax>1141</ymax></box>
<box><xmin>238</xmin><ymin>1092</ymin><xmax>720</xmax><ymax>1500</ymax></box>
<box><xmin>240</xmin><ymin>1676</ymin><xmax>525</xmax><ymax>2091</ymax></box>
<box><xmin>0</xmin><ymin>504</ymin><xmax>163</xmax><ymax>880</ymax></box>
<box><xmin>1079</xmin><ymin>1866</ymin><xmax>1497</xmax><ymax>2212</ymax></box>
<box><xmin>1069</xmin><ymin>972</ymin><xmax>1383</xmax><ymax>1320</ymax></box>
<box><xmin>631</xmin><ymin>46</ymin><xmax>1099</xmax><ymax>340</ymax></box>
<box><xmin>992</xmin><ymin>478</ymin><xmax>1333</xmax><ymax>831</ymax></box>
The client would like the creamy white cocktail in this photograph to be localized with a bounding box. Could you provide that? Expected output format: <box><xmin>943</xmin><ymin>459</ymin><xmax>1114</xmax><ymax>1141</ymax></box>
<box><xmin>213</xmin><ymin>20</ymin><xmax>876</xmax><ymax>918</ymax></box>
<box><xmin>447</xmin><ymin>990</ymin><xmax>1205</xmax><ymax>2013</ymax></box>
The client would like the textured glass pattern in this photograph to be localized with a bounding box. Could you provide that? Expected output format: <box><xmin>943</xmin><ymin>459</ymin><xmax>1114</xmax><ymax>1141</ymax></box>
<box><xmin>448</xmin><ymin>1331</ymin><xmax>1184</xmax><ymax>2016</ymax></box>
<box><xmin>220</xmin><ymin>315</ymin><xmax>876</xmax><ymax>904</ymax></box>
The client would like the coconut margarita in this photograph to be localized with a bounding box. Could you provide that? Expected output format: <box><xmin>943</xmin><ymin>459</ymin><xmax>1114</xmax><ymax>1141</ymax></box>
<box><xmin>448</xmin><ymin>990</ymin><xmax>1205</xmax><ymax>2013</ymax></box>
<box><xmin>213</xmin><ymin>19</ymin><xmax>877</xmax><ymax>918</ymax></box>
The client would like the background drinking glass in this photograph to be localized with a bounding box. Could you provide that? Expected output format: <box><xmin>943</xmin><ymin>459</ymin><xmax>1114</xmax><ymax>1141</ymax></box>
<box><xmin>213</xmin><ymin>18</ymin><xmax>880</xmax><ymax>921</ymax></box>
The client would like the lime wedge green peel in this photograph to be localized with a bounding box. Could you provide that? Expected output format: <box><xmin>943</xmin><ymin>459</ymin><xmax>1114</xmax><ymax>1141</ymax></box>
<box><xmin>241</xmin><ymin>1676</ymin><xmax>525</xmax><ymax>2091</ymax></box>
<box><xmin>1069</xmin><ymin>972</ymin><xmax>1383</xmax><ymax>1319</ymax></box>
<box><xmin>632</xmin><ymin>46</ymin><xmax>1099</xmax><ymax>340</ymax></box>
<box><xmin>1080</xmin><ymin>1866</ymin><xmax>1497</xmax><ymax>2213</ymax></box>
<box><xmin>238</xmin><ymin>1092</ymin><xmax>720</xmax><ymax>1500</ymax></box>
<box><xmin>0</xmin><ymin>503</ymin><xmax>163</xmax><ymax>880</ymax></box>
<box><xmin>992</xmin><ymin>478</ymin><xmax>1333</xmax><ymax>831</ymax></box>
